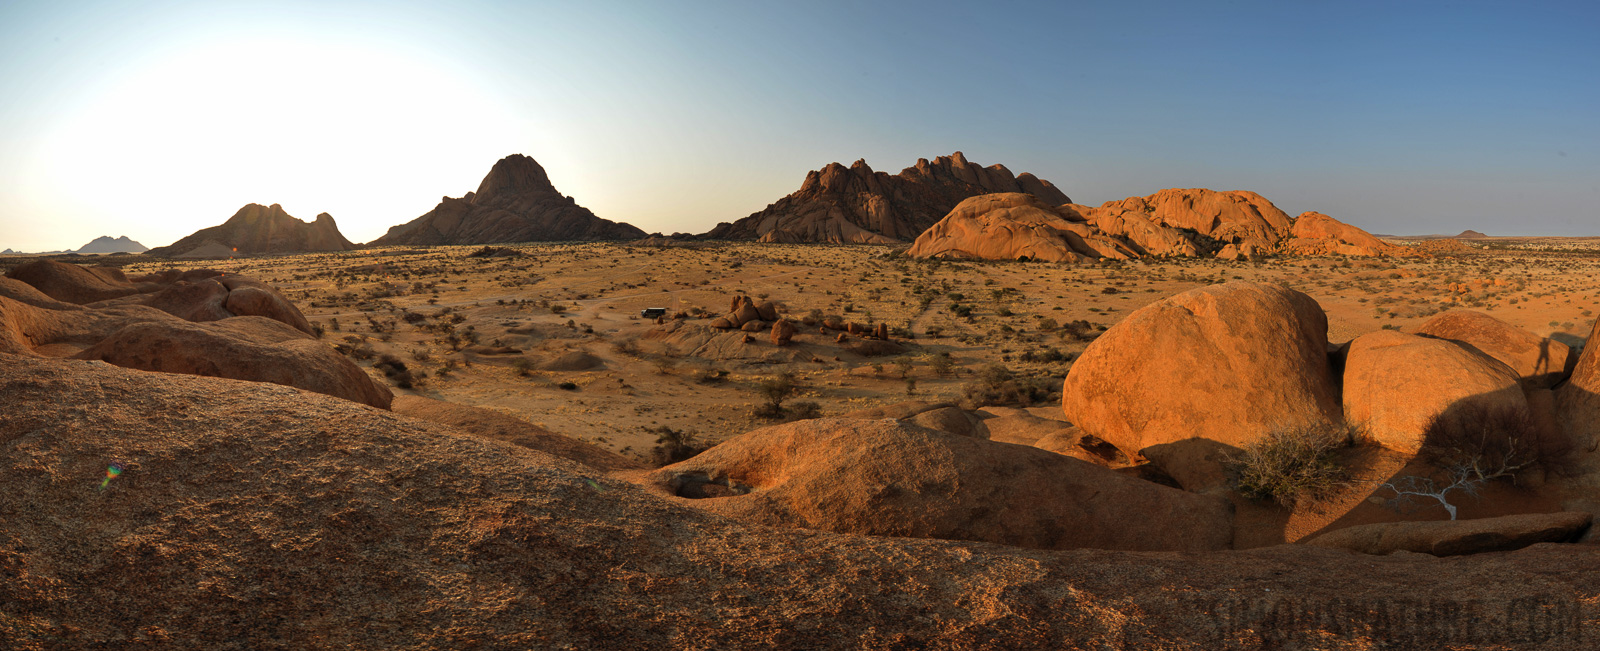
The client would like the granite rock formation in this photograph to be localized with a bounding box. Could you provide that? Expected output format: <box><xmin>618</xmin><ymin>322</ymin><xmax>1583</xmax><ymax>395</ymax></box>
<box><xmin>145</xmin><ymin>204</ymin><xmax>355</xmax><ymax>257</ymax></box>
<box><xmin>370</xmin><ymin>154</ymin><xmax>645</xmax><ymax>245</ymax></box>
<box><xmin>910</xmin><ymin>188</ymin><xmax>1400</xmax><ymax>262</ymax></box>
<box><xmin>700</xmin><ymin>152</ymin><xmax>1071</xmax><ymax>244</ymax></box>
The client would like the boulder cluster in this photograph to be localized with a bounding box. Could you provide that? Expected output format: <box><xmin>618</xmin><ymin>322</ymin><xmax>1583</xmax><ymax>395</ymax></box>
<box><xmin>1063</xmin><ymin>281</ymin><xmax>1588</xmax><ymax>463</ymax></box>
<box><xmin>0</xmin><ymin>260</ymin><xmax>390</xmax><ymax>408</ymax></box>
<box><xmin>908</xmin><ymin>189</ymin><xmax>1402</xmax><ymax>262</ymax></box>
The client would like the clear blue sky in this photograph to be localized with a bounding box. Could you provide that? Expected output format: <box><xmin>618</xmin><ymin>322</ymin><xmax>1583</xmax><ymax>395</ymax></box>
<box><xmin>1</xmin><ymin>0</ymin><xmax>1596</xmax><ymax>251</ymax></box>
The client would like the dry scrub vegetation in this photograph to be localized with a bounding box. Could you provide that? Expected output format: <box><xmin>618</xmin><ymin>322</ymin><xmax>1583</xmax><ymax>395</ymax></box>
<box><xmin>99</xmin><ymin>237</ymin><xmax>1600</xmax><ymax>466</ymax></box>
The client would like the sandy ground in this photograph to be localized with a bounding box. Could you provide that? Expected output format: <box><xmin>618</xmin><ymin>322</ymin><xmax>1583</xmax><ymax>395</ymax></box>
<box><xmin>112</xmin><ymin>238</ymin><xmax>1599</xmax><ymax>470</ymax></box>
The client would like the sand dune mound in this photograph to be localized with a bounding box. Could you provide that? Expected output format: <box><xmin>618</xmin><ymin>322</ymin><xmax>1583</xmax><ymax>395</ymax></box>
<box><xmin>642</xmin><ymin>418</ymin><xmax>1233</xmax><ymax>552</ymax></box>
<box><xmin>370</xmin><ymin>154</ymin><xmax>645</xmax><ymax>245</ymax></box>
<box><xmin>392</xmin><ymin>395</ymin><xmax>640</xmax><ymax>470</ymax></box>
<box><xmin>73</xmin><ymin>317</ymin><xmax>392</xmax><ymax>409</ymax></box>
<box><xmin>701</xmin><ymin>151</ymin><xmax>1071</xmax><ymax>244</ymax></box>
<box><xmin>145</xmin><ymin>203</ymin><xmax>355</xmax><ymax>257</ymax></box>
<box><xmin>4</xmin><ymin>353</ymin><xmax>1600</xmax><ymax>646</ymax></box>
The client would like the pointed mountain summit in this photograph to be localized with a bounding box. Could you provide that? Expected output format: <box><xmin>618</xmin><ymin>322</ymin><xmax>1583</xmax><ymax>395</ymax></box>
<box><xmin>699</xmin><ymin>152</ymin><xmax>1072</xmax><ymax>244</ymax></box>
<box><xmin>76</xmin><ymin>235</ymin><xmax>148</xmax><ymax>254</ymax></box>
<box><xmin>370</xmin><ymin>154</ymin><xmax>644</xmax><ymax>246</ymax></box>
<box><xmin>145</xmin><ymin>204</ymin><xmax>356</xmax><ymax>257</ymax></box>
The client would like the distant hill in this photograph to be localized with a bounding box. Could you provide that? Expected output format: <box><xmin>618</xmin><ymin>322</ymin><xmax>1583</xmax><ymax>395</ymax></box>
<box><xmin>698</xmin><ymin>151</ymin><xmax>1072</xmax><ymax>244</ymax></box>
<box><xmin>370</xmin><ymin>154</ymin><xmax>645</xmax><ymax>246</ymax></box>
<box><xmin>76</xmin><ymin>235</ymin><xmax>148</xmax><ymax>254</ymax></box>
<box><xmin>145</xmin><ymin>204</ymin><xmax>356</xmax><ymax>257</ymax></box>
<box><xmin>1454</xmin><ymin>230</ymin><xmax>1488</xmax><ymax>239</ymax></box>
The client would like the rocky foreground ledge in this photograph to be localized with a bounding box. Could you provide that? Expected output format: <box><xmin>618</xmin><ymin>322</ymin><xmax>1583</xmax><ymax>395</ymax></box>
<box><xmin>2</xmin><ymin>354</ymin><xmax>1597</xmax><ymax>649</ymax></box>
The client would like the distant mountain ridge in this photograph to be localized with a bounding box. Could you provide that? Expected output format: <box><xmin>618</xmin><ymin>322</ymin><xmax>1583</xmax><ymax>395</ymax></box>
<box><xmin>697</xmin><ymin>152</ymin><xmax>1072</xmax><ymax>244</ymax></box>
<box><xmin>77</xmin><ymin>235</ymin><xmax>147</xmax><ymax>254</ymax></box>
<box><xmin>145</xmin><ymin>204</ymin><xmax>356</xmax><ymax>257</ymax></box>
<box><xmin>370</xmin><ymin>154</ymin><xmax>645</xmax><ymax>246</ymax></box>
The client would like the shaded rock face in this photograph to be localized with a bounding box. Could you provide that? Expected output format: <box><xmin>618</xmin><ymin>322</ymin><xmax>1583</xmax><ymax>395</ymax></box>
<box><xmin>145</xmin><ymin>204</ymin><xmax>356</xmax><ymax>257</ymax></box>
<box><xmin>4</xmin><ymin>260</ymin><xmax>156</xmax><ymax>304</ymax></box>
<box><xmin>76</xmin><ymin>235</ymin><xmax>148</xmax><ymax>254</ymax></box>
<box><xmin>1556</xmin><ymin>317</ymin><xmax>1600</xmax><ymax>466</ymax></box>
<box><xmin>1304</xmin><ymin>512</ymin><xmax>1592</xmax><ymax>556</ymax></box>
<box><xmin>1342</xmin><ymin>330</ymin><xmax>1526</xmax><ymax>453</ymax></box>
<box><xmin>642</xmin><ymin>418</ymin><xmax>1234</xmax><ymax>552</ymax></box>
<box><xmin>370</xmin><ymin>154</ymin><xmax>645</xmax><ymax>245</ymax></box>
<box><xmin>905</xmin><ymin>193</ymin><xmax>1135</xmax><ymax>262</ymax></box>
<box><xmin>0</xmin><ymin>264</ymin><xmax>383</xmax><ymax>407</ymax></box>
<box><xmin>7</xmin><ymin>355</ymin><xmax>1600</xmax><ymax>648</ymax></box>
<box><xmin>701</xmin><ymin>152</ymin><xmax>1071</xmax><ymax>244</ymax></box>
<box><xmin>73</xmin><ymin>317</ymin><xmax>392</xmax><ymax>409</ymax></box>
<box><xmin>1415</xmin><ymin>309</ymin><xmax>1575</xmax><ymax>388</ymax></box>
<box><xmin>908</xmin><ymin>188</ymin><xmax>1398</xmax><ymax>263</ymax></box>
<box><xmin>1062</xmin><ymin>282</ymin><xmax>1342</xmax><ymax>456</ymax></box>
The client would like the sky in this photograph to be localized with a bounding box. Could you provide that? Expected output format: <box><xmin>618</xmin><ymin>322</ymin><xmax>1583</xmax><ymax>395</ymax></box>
<box><xmin>0</xmin><ymin>0</ymin><xmax>1596</xmax><ymax>252</ymax></box>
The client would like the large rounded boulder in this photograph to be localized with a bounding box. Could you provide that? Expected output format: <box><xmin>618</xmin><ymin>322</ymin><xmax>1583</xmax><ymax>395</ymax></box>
<box><xmin>1556</xmin><ymin>318</ymin><xmax>1600</xmax><ymax>468</ymax></box>
<box><xmin>642</xmin><ymin>418</ymin><xmax>1233</xmax><ymax>552</ymax></box>
<box><xmin>1342</xmin><ymin>329</ymin><xmax>1526</xmax><ymax>453</ymax></box>
<box><xmin>1415</xmin><ymin>309</ymin><xmax>1574</xmax><ymax>388</ymax></box>
<box><xmin>1061</xmin><ymin>282</ymin><xmax>1342</xmax><ymax>455</ymax></box>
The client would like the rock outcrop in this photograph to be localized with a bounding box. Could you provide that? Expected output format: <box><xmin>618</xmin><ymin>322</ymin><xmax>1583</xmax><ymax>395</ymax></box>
<box><xmin>145</xmin><ymin>204</ymin><xmax>355</xmax><ymax>257</ymax></box>
<box><xmin>1342</xmin><ymin>330</ymin><xmax>1527</xmax><ymax>453</ymax></box>
<box><xmin>0</xmin><ymin>263</ymin><xmax>383</xmax><ymax>406</ymax></box>
<box><xmin>700</xmin><ymin>152</ymin><xmax>1071</xmax><ymax>244</ymax></box>
<box><xmin>1278</xmin><ymin>211</ymin><xmax>1402</xmax><ymax>256</ymax></box>
<box><xmin>75</xmin><ymin>235</ymin><xmax>148</xmax><ymax>254</ymax></box>
<box><xmin>370</xmin><ymin>154</ymin><xmax>645</xmax><ymax>245</ymax></box>
<box><xmin>6</xmin><ymin>354</ymin><xmax>1600</xmax><ymax>647</ymax></box>
<box><xmin>642</xmin><ymin>418</ymin><xmax>1233</xmax><ymax>552</ymax></box>
<box><xmin>908</xmin><ymin>188</ymin><xmax>1400</xmax><ymax>262</ymax></box>
<box><xmin>904</xmin><ymin>193</ymin><xmax>1135</xmax><ymax>262</ymax></box>
<box><xmin>1061</xmin><ymin>282</ymin><xmax>1343</xmax><ymax>456</ymax></box>
<box><xmin>1415</xmin><ymin>310</ymin><xmax>1575</xmax><ymax>388</ymax></box>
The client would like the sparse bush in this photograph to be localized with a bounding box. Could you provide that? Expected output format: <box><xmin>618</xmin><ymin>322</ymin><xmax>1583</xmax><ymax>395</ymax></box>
<box><xmin>512</xmin><ymin>358</ymin><xmax>534</xmax><ymax>377</ymax></box>
<box><xmin>1228</xmin><ymin>422</ymin><xmax>1356</xmax><ymax>508</ymax></box>
<box><xmin>374</xmin><ymin>354</ymin><xmax>416</xmax><ymax>389</ymax></box>
<box><xmin>648</xmin><ymin>425</ymin><xmax>710</xmax><ymax>466</ymax></box>
<box><xmin>960</xmin><ymin>364</ymin><xmax>1054</xmax><ymax>408</ymax></box>
<box><xmin>752</xmin><ymin>372</ymin><xmax>801</xmax><ymax>419</ymax></box>
<box><xmin>697</xmin><ymin>368</ymin><xmax>730</xmax><ymax>384</ymax></box>
<box><xmin>787</xmin><ymin>400</ymin><xmax>822</xmax><ymax>421</ymax></box>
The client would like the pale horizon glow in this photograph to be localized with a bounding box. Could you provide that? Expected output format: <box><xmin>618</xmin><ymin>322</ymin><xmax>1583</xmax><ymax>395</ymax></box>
<box><xmin>1</xmin><ymin>0</ymin><xmax>1597</xmax><ymax>252</ymax></box>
